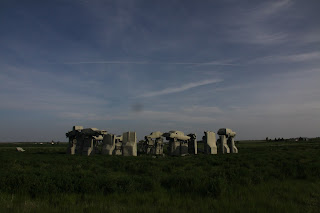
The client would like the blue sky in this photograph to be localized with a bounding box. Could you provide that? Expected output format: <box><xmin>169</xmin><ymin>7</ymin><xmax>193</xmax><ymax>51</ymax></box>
<box><xmin>0</xmin><ymin>0</ymin><xmax>319</xmax><ymax>141</ymax></box>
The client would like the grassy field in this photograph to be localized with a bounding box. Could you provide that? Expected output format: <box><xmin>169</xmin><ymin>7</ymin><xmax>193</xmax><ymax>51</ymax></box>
<box><xmin>0</xmin><ymin>140</ymin><xmax>320</xmax><ymax>212</ymax></box>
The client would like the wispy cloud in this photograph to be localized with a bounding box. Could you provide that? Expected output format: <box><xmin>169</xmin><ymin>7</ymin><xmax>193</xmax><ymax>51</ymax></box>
<box><xmin>182</xmin><ymin>106</ymin><xmax>222</xmax><ymax>114</ymax></box>
<box><xmin>61</xmin><ymin>60</ymin><xmax>239</xmax><ymax>66</ymax></box>
<box><xmin>300</xmin><ymin>30</ymin><xmax>320</xmax><ymax>44</ymax></box>
<box><xmin>0</xmin><ymin>65</ymin><xmax>109</xmax><ymax>112</ymax></box>
<box><xmin>250</xmin><ymin>51</ymin><xmax>320</xmax><ymax>64</ymax></box>
<box><xmin>257</xmin><ymin>0</ymin><xmax>291</xmax><ymax>16</ymax></box>
<box><xmin>61</xmin><ymin>109</ymin><xmax>217</xmax><ymax>124</ymax></box>
<box><xmin>139</xmin><ymin>79</ymin><xmax>223</xmax><ymax>98</ymax></box>
<box><xmin>225</xmin><ymin>0</ymin><xmax>292</xmax><ymax>45</ymax></box>
<box><xmin>136</xmin><ymin>110</ymin><xmax>217</xmax><ymax>123</ymax></box>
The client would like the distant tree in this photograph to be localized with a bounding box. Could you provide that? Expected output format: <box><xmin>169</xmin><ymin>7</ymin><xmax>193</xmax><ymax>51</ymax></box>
<box><xmin>266</xmin><ymin>137</ymin><xmax>269</xmax><ymax>141</ymax></box>
<box><xmin>274</xmin><ymin>138</ymin><xmax>277</xmax><ymax>141</ymax></box>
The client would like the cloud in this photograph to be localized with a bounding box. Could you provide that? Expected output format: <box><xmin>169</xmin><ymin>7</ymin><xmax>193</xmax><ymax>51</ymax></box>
<box><xmin>182</xmin><ymin>106</ymin><xmax>222</xmax><ymax>114</ymax></box>
<box><xmin>257</xmin><ymin>0</ymin><xmax>291</xmax><ymax>15</ymax></box>
<box><xmin>136</xmin><ymin>110</ymin><xmax>217</xmax><ymax>123</ymax></box>
<box><xmin>250</xmin><ymin>51</ymin><xmax>320</xmax><ymax>64</ymax></box>
<box><xmin>301</xmin><ymin>30</ymin><xmax>320</xmax><ymax>44</ymax></box>
<box><xmin>224</xmin><ymin>0</ymin><xmax>292</xmax><ymax>45</ymax></box>
<box><xmin>0</xmin><ymin>65</ymin><xmax>109</xmax><ymax>112</ymax></box>
<box><xmin>61</xmin><ymin>60</ymin><xmax>238</xmax><ymax>66</ymax></box>
<box><xmin>139</xmin><ymin>79</ymin><xmax>223</xmax><ymax>98</ymax></box>
<box><xmin>60</xmin><ymin>109</ymin><xmax>217</xmax><ymax>124</ymax></box>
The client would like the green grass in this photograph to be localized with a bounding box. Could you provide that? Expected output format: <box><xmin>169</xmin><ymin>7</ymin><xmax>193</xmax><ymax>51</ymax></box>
<box><xmin>0</xmin><ymin>140</ymin><xmax>320</xmax><ymax>212</ymax></box>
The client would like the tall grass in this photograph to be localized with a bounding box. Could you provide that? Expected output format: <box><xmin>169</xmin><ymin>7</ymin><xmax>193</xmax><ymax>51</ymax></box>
<box><xmin>0</xmin><ymin>140</ymin><xmax>320</xmax><ymax>212</ymax></box>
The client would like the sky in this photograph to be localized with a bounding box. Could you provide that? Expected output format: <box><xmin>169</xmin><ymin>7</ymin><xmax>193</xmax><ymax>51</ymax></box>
<box><xmin>0</xmin><ymin>0</ymin><xmax>319</xmax><ymax>142</ymax></box>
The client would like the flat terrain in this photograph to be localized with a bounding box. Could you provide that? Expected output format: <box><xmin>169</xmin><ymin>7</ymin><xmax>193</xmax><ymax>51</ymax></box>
<box><xmin>0</xmin><ymin>140</ymin><xmax>320</xmax><ymax>212</ymax></box>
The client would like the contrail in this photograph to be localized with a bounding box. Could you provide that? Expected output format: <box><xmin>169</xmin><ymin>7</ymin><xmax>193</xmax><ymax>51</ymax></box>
<box><xmin>139</xmin><ymin>79</ymin><xmax>223</xmax><ymax>98</ymax></box>
<box><xmin>61</xmin><ymin>61</ymin><xmax>240</xmax><ymax>66</ymax></box>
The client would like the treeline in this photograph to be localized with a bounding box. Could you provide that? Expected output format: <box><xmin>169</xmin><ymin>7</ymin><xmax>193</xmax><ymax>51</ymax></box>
<box><xmin>265</xmin><ymin>137</ymin><xmax>320</xmax><ymax>142</ymax></box>
<box><xmin>266</xmin><ymin>137</ymin><xmax>286</xmax><ymax>142</ymax></box>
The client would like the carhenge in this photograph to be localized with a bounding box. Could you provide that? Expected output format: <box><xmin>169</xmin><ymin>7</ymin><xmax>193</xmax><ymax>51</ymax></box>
<box><xmin>66</xmin><ymin>126</ymin><xmax>238</xmax><ymax>156</ymax></box>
